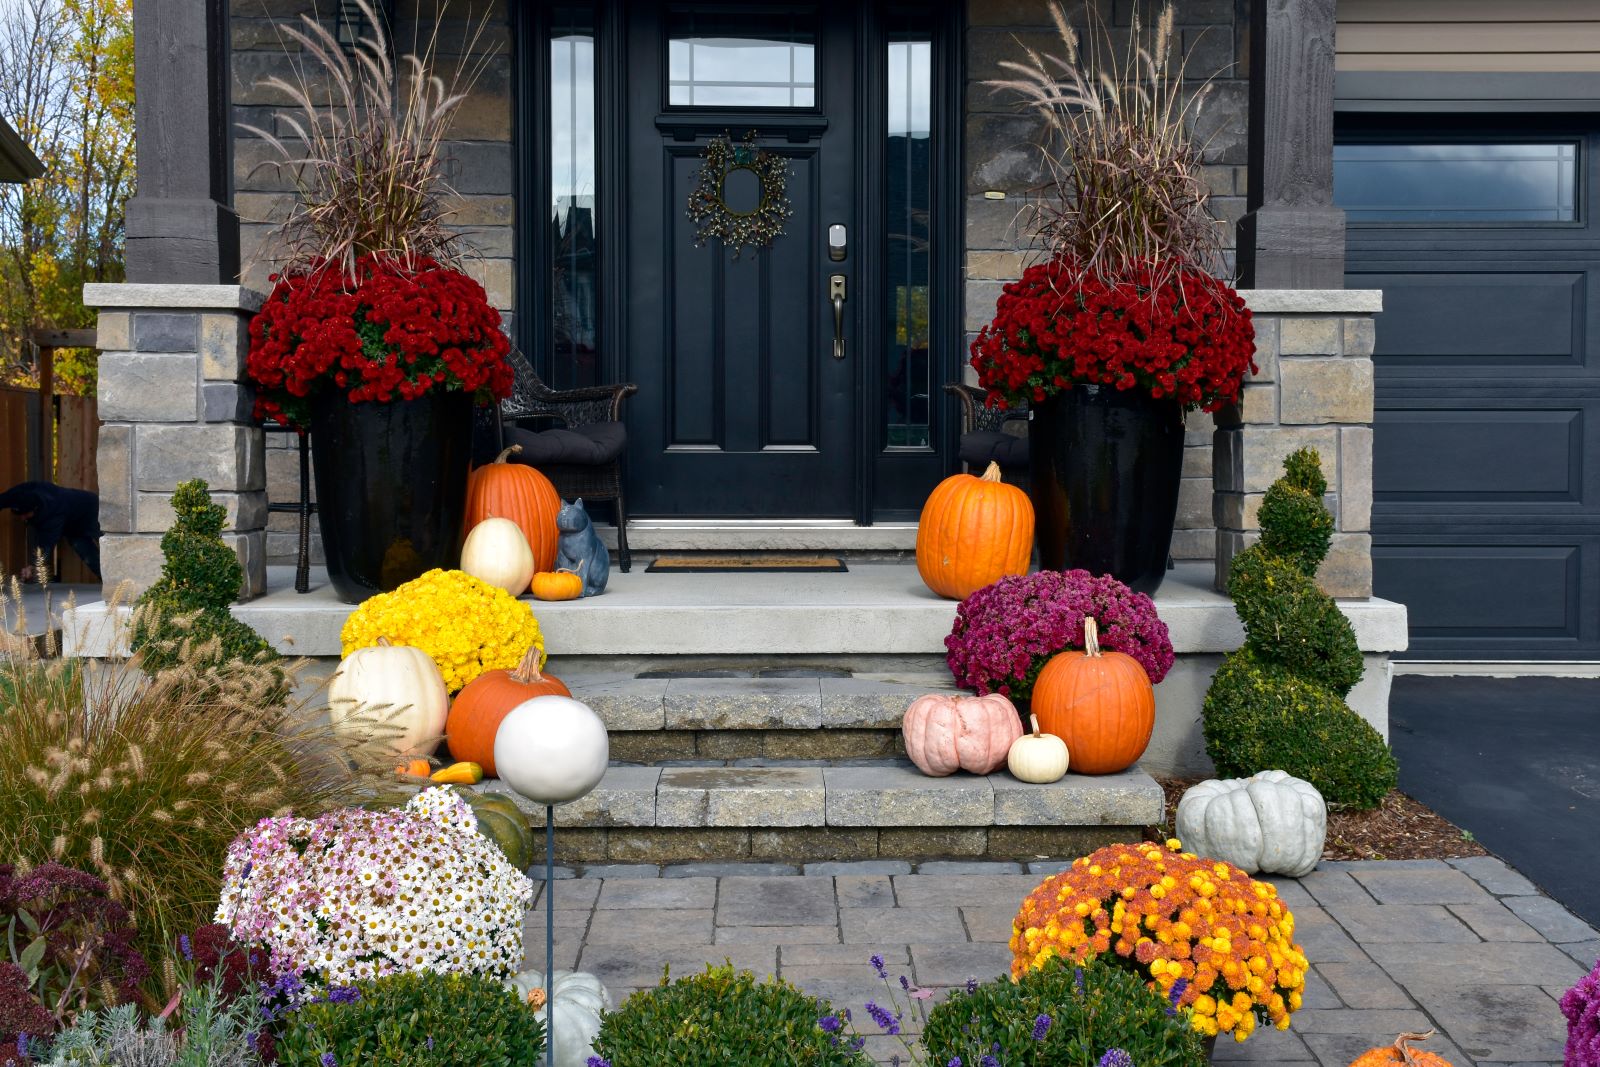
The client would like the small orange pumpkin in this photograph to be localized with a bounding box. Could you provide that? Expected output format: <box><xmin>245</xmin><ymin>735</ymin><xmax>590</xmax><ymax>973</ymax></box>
<box><xmin>1348</xmin><ymin>1032</ymin><xmax>1453</xmax><ymax>1067</ymax></box>
<box><xmin>531</xmin><ymin>570</ymin><xmax>584</xmax><ymax>601</ymax></box>
<box><xmin>916</xmin><ymin>461</ymin><xmax>1034</xmax><ymax>600</ymax></box>
<box><xmin>1031</xmin><ymin>616</ymin><xmax>1154</xmax><ymax>775</ymax></box>
<box><xmin>395</xmin><ymin>759</ymin><xmax>431</xmax><ymax>778</ymax></box>
<box><xmin>446</xmin><ymin>645</ymin><xmax>573</xmax><ymax>776</ymax></box>
<box><xmin>465</xmin><ymin>445</ymin><xmax>562</xmax><ymax>574</ymax></box>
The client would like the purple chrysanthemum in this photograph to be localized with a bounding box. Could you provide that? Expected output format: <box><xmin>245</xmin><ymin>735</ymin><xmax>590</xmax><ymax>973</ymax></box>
<box><xmin>1563</xmin><ymin>959</ymin><xmax>1600</xmax><ymax>1066</ymax></box>
<box><xmin>946</xmin><ymin>570</ymin><xmax>1175</xmax><ymax>702</ymax></box>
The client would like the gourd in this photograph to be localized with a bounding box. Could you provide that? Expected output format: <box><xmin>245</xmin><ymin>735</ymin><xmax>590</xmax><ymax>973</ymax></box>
<box><xmin>446</xmin><ymin>646</ymin><xmax>573</xmax><ymax>776</ymax></box>
<box><xmin>1348</xmin><ymin>1031</ymin><xmax>1454</xmax><ymax>1067</ymax></box>
<box><xmin>459</xmin><ymin>790</ymin><xmax>537</xmax><ymax>872</ymax></box>
<box><xmin>507</xmin><ymin>970</ymin><xmax>610</xmax><ymax>1067</ymax></box>
<box><xmin>328</xmin><ymin>638</ymin><xmax>450</xmax><ymax>758</ymax></box>
<box><xmin>395</xmin><ymin>759</ymin><xmax>431</xmax><ymax>778</ymax></box>
<box><xmin>465</xmin><ymin>445</ymin><xmax>562</xmax><ymax>574</ymax></box>
<box><xmin>901</xmin><ymin>692</ymin><xmax>1024</xmax><ymax>777</ymax></box>
<box><xmin>1006</xmin><ymin>714</ymin><xmax>1070</xmax><ymax>784</ymax></box>
<box><xmin>429</xmin><ymin>761</ymin><xmax>484</xmax><ymax>785</ymax></box>
<box><xmin>531</xmin><ymin>570</ymin><xmax>584</xmax><ymax>602</ymax></box>
<box><xmin>1175</xmin><ymin>769</ymin><xmax>1327</xmax><ymax>878</ymax></box>
<box><xmin>1031</xmin><ymin>617</ymin><xmax>1155</xmax><ymax>775</ymax></box>
<box><xmin>460</xmin><ymin>515</ymin><xmax>536</xmax><ymax>596</ymax></box>
<box><xmin>916</xmin><ymin>461</ymin><xmax>1034</xmax><ymax>601</ymax></box>
<box><xmin>494</xmin><ymin>695</ymin><xmax>610</xmax><ymax>804</ymax></box>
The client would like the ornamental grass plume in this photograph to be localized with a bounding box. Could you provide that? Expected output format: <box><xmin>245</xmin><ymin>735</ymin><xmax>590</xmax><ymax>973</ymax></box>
<box><xmin>240</xmin><ymin>0</ymin><xmax>495</xmax><ymax>279</ymax></box>
<box><xmin>946</xmin><ymin>570</ymin><xmax>1174</xmax><ymax>705</ymax></box>
<box><xmin>986</xmin><ymin>2</ymin><xmax>1225</xmax><ymax>286</ymax></box>
<box><xmin>1010</xmin><ymin>840</ymin><xmax>1308</xmax><ymax>1043</ymax></box>
<box><xmin>0</xmin><ymin>584</ymin><xmax>397</xmax><ymax>991</ymax></box>
<box><xmin>1563</xmin><ymin>958</ymin><xmax>1600</xmax><ymax>1066</ymax></box>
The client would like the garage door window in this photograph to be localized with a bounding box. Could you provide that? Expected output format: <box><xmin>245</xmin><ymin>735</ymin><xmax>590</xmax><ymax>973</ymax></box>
<box><xmin>1334</xmin><ymin>143</ymin><xmax>1577</xmax><ymax>222</ymax></box>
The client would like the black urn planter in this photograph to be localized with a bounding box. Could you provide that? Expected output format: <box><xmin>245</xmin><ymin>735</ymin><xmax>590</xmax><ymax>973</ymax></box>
<box><xmin>308</xmin><ymin>391</ymin><xmax>474</xmax><ymax>604</ymax></box>
<box><xmin>1028</xmin><ymin>384</ymin><xmax>1186</xmax><ymax>595</ymax></box>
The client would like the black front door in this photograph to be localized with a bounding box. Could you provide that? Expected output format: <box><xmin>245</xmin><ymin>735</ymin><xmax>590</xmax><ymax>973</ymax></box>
<box><xmin>623</xmin><ymin>3</ymin><xmax>856</xmax><ymax>517</ymax></box>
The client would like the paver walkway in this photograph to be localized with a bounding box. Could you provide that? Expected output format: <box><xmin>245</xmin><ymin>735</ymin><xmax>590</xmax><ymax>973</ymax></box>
<box><xmin>521</xmin><ymin>857</ymin><xmax>1595</xmax><ymax>1066</ymax></box>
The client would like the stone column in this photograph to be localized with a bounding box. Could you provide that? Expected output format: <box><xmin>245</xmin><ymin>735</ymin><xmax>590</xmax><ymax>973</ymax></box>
<box><xmin>125</xmin><ymin>0</ymin><xmax>239</xmax><ymax>283</ymax></box>
<box><xmin>1214</xmin><ymin>290</ymin><xmax>1381</xmax><ymax>598</ymax></box>
<box><xmin>1236</xmin><ymin>0</ymin><xmax>1345</xmax><ymax>289</ymax></box>
<box><xmin>85</xmin><ymin>284</ymin><xmax>267</xmax><ymax>600</ymax></box>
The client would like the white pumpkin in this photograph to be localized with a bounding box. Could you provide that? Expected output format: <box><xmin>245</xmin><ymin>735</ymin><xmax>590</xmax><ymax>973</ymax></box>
<box><xmin>493</xmin><ymin>695</ymin><xmax>610</xmax><ymax>804</ymax></box>
<box><xmin>508</xmin><ymin>969</ymin><xmax>609</xmax><ymax>1067</ymax></box>
<box><xmin>1006</xmin><ymin>714</ymin><xmax>1070</xmax><ymax>784</ymax></box>
<box><xmin>1175</xmin><ymin>769</ymin><xmax>1327</xmax><ymax>878</ymax></box>
<box><xmin>328</xmin><ymin>638</ymin><xmax>449</xmax><ymax>757</ymax></box>
<box><xmin>461</xmin><ymin>516</ymin><xmax>536</xmax><ymax>596</ymax></box>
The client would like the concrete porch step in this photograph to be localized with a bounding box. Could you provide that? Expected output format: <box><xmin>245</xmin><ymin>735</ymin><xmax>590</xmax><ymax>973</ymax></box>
<box><xmin>469</xmin><ymin>759</ymin><xmax>1163</xmax><ymax>866</ymax></box>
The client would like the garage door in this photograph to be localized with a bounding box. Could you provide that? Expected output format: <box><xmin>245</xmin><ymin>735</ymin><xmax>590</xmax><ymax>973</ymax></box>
<box><xmin>1339</xmin><ymin>122</ymin><xmax>1600</xmax><ymax>659</ymax></box>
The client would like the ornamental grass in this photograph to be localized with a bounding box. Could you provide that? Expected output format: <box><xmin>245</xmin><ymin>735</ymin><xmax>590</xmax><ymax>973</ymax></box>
<box><xmin>339</xmin><ymin>569</ymin><xmax>545</xmax><ymax>693</ymax></box>
<box><xmin>986</xmin><ymin>2</ymin><xmax>1224</xmax><ymax>286</ymax></box>
<box><xmin>0</xmin><ymin>579</ymin><xmax>395</xmax><ymax>990</ymax></box>
<box><xmin>1010</xmin><ymin>840</ymin><xmax>1308</xmax><ymax>1043</ymax></box>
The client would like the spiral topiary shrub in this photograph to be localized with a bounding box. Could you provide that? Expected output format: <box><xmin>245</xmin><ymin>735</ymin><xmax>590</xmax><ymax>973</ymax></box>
<box><xmin>1203</xmin><ymin>449</ymin><xmax>1396</xmax><ymax>810</ymax></box>
<box><xmin>130</xmin><ymin>480</ymin><xmax>284</xmax><ymax>694</ymax></box>
<box><xmin>922</xmin><ymin>957</ymin><xmax>1208</xmax><ymax>1066</ymax></box>
<box><xmin>589</xmin><ymin>964</ymin><xmax>871</xmax><ymax>1066</ymax></box>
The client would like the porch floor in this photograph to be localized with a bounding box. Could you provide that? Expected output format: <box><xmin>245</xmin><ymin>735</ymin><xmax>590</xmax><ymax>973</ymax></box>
<box><xmin>65</xmin><ymin>561</ymin><xmax>1409</xmax><ymax>659</ymax></box>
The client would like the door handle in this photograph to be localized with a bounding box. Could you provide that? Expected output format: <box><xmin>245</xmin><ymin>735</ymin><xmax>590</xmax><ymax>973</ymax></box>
<box><xmin>829</xmin><ymin>274</ymin><xmax>846</xmax><ymax>360</ymax></box>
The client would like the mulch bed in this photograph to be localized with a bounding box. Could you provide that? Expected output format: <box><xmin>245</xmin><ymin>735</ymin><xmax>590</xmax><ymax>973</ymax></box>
<box><xmin>1152</xmin><ymin>777</ymin><xmax>1489</xmax><ymax>863</ymax></box>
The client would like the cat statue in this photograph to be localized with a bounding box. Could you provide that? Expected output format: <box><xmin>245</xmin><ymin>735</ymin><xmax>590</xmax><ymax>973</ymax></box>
<box><xmin>554</xmin><ymin>498</ymin><xmax>610</xmax><ymax>597</ymax></box>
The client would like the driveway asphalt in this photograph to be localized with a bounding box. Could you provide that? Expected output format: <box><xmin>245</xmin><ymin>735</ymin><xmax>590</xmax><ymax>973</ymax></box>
<box><xmin>1390</xmin><ymin>674</ymin><xmax>1600</xmax><ymax>929</ymax></box>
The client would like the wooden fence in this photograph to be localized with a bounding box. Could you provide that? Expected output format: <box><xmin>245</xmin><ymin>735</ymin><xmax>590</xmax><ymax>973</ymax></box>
<box><xmin>1</xmin><ymin>381</ymin><xmax>101</xmax><ymax>585</ymax></box>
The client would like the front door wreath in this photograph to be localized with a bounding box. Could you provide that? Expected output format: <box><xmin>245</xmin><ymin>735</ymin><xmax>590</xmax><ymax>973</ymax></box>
<box><xmin>686</xmin><ymin>132</ymin><xmax>792</xmax><ymax>258</ymax></box>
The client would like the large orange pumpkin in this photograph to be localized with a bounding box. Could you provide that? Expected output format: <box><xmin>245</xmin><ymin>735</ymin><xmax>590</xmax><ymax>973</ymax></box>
<box><xmin>464</xmin><ymin>445</ymin><xmax>561</xmax><ymax>574</ymax></box>
<box><xmin>916</xmin><ymin>461</ymin><xmax>1034</xmax><ymax>600</ymax></box>
<box><xmin>1348</xmin><ymin>1032</ymin><xmax>1453</xmax><ymax>1067</ymax></box>
<box><xmin>1031</xmin><ymin>616</ymin><xmax>1154</xmax><ymax>775</ymax></box>
<box><xmin>445</xmin><ymin>645</ymin><xmax>572</xmax><ymax>776</ymax></box>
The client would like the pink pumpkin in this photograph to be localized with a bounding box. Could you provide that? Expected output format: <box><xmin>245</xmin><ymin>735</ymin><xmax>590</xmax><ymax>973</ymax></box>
<box><xmin>902</xmin><ymin>693</ymin><xmax>1025</xmax><ymax>777</ymax></box>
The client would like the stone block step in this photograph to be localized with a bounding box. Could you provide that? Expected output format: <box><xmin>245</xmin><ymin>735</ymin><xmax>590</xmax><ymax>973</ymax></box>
<box><xmin>468</xmin><ymin>761</ymin><xmax>1160</xmax><ymax>865</ymax></box>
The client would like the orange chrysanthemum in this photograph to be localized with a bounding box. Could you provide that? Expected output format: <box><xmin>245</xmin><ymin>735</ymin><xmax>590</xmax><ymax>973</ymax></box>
<box><xmin>1009</xmin><ymin>839</ymin><xmax>1308</xmax><ymax>1042</ymax></box>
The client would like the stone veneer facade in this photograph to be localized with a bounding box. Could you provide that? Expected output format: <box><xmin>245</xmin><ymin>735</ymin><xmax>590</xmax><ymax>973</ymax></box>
<box><xmin>85</xmin><ymin>284</ymin><xmax>268</xmax><ymax>600</ymax></box>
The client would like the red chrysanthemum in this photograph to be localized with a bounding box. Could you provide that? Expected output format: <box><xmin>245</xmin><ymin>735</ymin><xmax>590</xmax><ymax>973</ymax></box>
<box><xmin>247</xmin><ymin>255</ymin><xmax>514</xmax><ymax>428</ymax></box>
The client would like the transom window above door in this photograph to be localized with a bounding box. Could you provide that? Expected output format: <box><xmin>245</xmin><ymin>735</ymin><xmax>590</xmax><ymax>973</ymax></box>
<box><xmin>667</xmin><ymin>9</ymin><xmax>816</xmax><ymax>108</ymax></box>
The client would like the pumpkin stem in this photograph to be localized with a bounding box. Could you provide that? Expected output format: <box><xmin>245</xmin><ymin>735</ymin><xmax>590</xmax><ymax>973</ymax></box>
<box><xmin>1082</xmin><ymin>616</ymin><xmax>1101</xmax><ymax>657</ymax></box>
<box><xmin>1029</xmin><ymin>712</ymin><xmax>1042</xmax><ymax>738</ymax></box>
<box><xmin>376</xmin><ymin>636</ymin><xmax>392</xmax><ymax>648</ymax></box>
<box><xmin>980</xmin><ymin>461</ymin><xmax>1003</xmax><ymax>483</ymax></box>
<box><xmin>492</xmin><ymin>444</ymin><xmax>523</xmax><ymax>465</ymax></box>
<box><xmin>509</xmin><ymin>644</ymin><xmax>544</xmax><ymax>685</ymax></box>
<box><xmin>1392</xmin><ymin>1031</ymin><xmax>1437</xmax><ymax>1065</ymax></box>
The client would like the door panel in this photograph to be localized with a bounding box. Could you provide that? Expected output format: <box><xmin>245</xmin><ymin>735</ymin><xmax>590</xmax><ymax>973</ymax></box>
<box><xmin>1340</xmin><ymin>122</ymin><xmax>1600</xmax><ymax>658</ymax></box>
<box><xmin>625</xmin><ymin>3</ymin><xmax>855</xmax><ymax>517</ymax></box>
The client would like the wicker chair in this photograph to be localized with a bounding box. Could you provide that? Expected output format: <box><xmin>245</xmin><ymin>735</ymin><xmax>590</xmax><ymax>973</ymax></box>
<box><xmin>945</xmin><ymin>383</ymin><xmax>1029</xmax><ymax>486</ymax></box>
<box><xmin>485</xmin><ymin>345</ymin><xmax>639</xmax><ymax>573</ymax></box>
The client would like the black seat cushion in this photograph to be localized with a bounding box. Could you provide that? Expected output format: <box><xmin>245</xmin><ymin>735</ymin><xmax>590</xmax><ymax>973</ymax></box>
<box><xmin>959</xmin><ymin>429</ymin><xmax>1029</xmax><ymax>470</ymax></box>
<box><xmin>505</xmin><ymin>421</ymin><xmax>627</xmax><ymax>466</ymax></box>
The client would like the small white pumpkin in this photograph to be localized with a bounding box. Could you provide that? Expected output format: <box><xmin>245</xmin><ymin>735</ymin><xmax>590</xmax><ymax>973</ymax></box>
<box><xmin>508</xmin><ymin>969</ymin><xmax>610</xmax><ymax>1067</ymax></box>
<box><xmin>328</xmin><ymin>638</ymin><xmax>449</xmax><ymax>757</ymax></box>
<box><xmin>1006</xmin><ymin>714</ymin><xmax>1070</xmax><ymax>784</ymax></box>
<box><xmin>1175</xmin><ymin>769</ymin><xmax>1327</xmax><ymax>878</ymax></box>
<box><xmin>493</xmin><ymin>695</ymin><xmax>610</xmax><ymax>805</ymax></box>
<box><xmin>461</xmin><ymin>515</ymin><xmax>536</xmax><ymax>596</ymax></box>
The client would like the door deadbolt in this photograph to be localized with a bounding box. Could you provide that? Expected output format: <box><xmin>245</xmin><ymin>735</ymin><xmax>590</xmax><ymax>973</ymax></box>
<box><xmin>827</xmin><ymin>223</ymin><xmax>847</xmax><ymax>262</ymax></box>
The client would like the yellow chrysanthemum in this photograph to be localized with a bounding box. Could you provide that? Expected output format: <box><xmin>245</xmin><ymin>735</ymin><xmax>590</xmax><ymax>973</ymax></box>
<box><xmin>1007</xmin><ymin>838</ymin><xmax>1308</xmax><ymax>1044</ymax></box>
<box><xmin>340</xmin><ymin>569</ymin><xmax>546</xmax><ymax>691</ymax></box>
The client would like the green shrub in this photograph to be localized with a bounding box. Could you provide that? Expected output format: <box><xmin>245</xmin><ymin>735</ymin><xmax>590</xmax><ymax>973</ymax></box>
<box><xmin>130</xmin><ymin>480</ymin><xmax>284</xmax><ymax>695</ymax></box>
<box><xmin>275</xmin><ymin>972</ymin><xmax>543</xmax><ymax>1067</ymax></box>
<box><xmin>1202</xmin><ymin>648</ymin><xmax>1397</xmax><ymax>809</ymax></box>
<box><xmin>1282</xmin><ymin>447</ymin><xmax>1328</xmax><ymax>498</ymax></box>
<box><xmin>590</xmin><ymin>963</ymin><xmax>871</xmax><ymax>1067</ymax></box>
<box><xmin>1257</xmin><ymin>480</ymin><xmax>1332</xmax><ymax>577</ymax></box>
<box><xmin>1228</xmin><ymin>546</ymin><xmax>1363</xmax><ymax>697</ymax></box>
<box><xmin>41</xmin><ymin>974</ymin><xmax>265</xmax><ymax>1067</ymax></box>
<box><xmin>922</xmin><ymin>957</ymin><xmax>1208</xmax><ymax>1067</ymax></box>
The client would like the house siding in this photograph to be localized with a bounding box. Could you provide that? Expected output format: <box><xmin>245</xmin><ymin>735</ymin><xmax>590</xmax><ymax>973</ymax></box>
<box><xmin>965</xmin><ymin>0</ymin><xmax>1251</xmax><ymax>561</ymax></box>
<box><xmin>1337</xmin><ymin>0</ymin><xmax>1600</xmax><ymax>74</ymax></box>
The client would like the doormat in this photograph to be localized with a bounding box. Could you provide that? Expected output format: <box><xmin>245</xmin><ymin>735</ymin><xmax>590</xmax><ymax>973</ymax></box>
<box><xmin>645</xmin><ymin>556</ymin><xmax>847</xmax><ymax>573</ymax></box>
